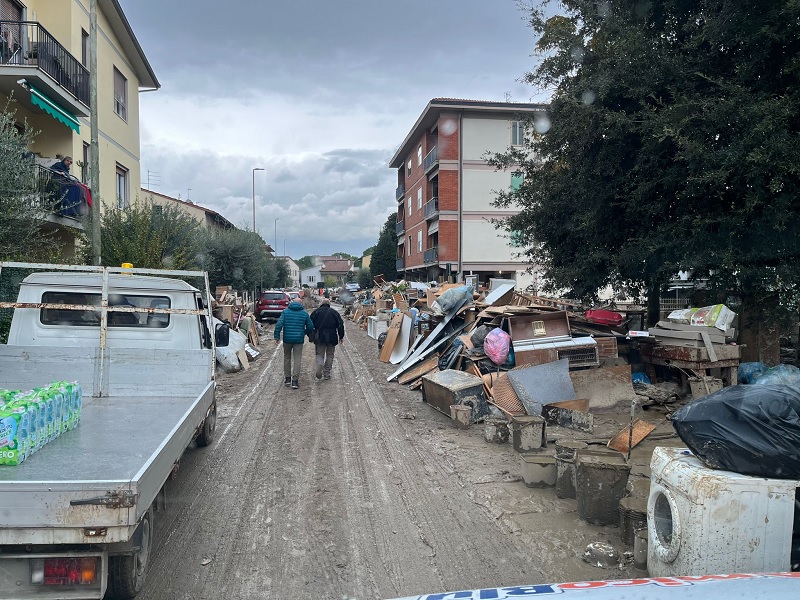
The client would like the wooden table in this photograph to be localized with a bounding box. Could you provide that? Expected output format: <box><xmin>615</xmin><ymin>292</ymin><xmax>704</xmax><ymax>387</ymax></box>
<box><xmin>639</xmin><ymin>343</ymin><xmax>741</xmax><ymax>386</ymax></box>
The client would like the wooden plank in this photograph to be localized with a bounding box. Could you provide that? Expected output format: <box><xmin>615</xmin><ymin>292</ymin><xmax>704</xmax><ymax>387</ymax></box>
<box><xmin>379</xmin><ymin>313</ymin><xmax>405</xmax><ymax>363</ymax></box>
<box><xmin>650</xmin><ymin>327</ymin><xmax>725</xmax><ymax>343</ymax></box>
<box><xmin>700</xmin><ymin>330</ymin><xmax>719</xmax><ymax>363</ymax></box>
<box><xmin>397</xmin><ymin>354</ymin><xmax>440</xmax><ymax>385</ymax></box>
<box><xmin>236</xmin><ymin>349</ymin><xmax>250</xmax><ymax>370</ymax></box>
<box><xmin>607</xmin><ymin>419</ymin><xmax>656</xmax><ymax>453</ymax></box>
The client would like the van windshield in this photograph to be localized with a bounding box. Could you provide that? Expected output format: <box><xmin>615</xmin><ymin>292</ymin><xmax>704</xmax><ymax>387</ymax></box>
<box><xmin>39</xmin><ymin>291</ymin><xmax>172</xmax><ymax>328</ymax></box>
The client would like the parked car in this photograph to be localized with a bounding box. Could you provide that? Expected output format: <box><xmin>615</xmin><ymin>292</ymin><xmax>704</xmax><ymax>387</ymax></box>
<box><xmin>256</xmin><ymin>290</ymin><xmax>290</xmax><ymax>321</ymax></box>
<box><xmin>345</xmin><ymin>282</ymin><xmax>360</xmax><ymax>292</ymax></box>
<box><xmin>287</xmin><ymin>291</ymin><xmax>301</xmax><ymax>302</ymax></box>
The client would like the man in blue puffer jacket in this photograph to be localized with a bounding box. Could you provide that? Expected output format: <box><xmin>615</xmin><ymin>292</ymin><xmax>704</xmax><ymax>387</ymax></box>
<box><xmin>274</xmin><ymin>300</ymin><xmax>314</xmax><ymax>390</ymax></box>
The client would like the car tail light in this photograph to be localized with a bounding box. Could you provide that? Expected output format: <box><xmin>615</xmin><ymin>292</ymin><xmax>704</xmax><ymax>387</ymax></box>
<box><xmin>31</xmin><ymin>557</ymin><xmax>98</xmax><ymax>586</ymax></box>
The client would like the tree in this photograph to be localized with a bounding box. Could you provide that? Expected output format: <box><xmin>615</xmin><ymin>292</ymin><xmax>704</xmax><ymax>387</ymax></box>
<box><xmin>357</xmin><ymin>268</ymin><xmax>372</xmax><ymax>290</ymax></box>
<box><xmin>491</xmin><ymin>0</ymin><xmax>800</xmax><ymax>321</ymax></box>
<box><xmin>81</xmin><ymin>200</ymin><xmax>200</xmax><ymax>269</ymax></box>
<box><xmin>296</xmin><ymin>255</ymin><xmax>315</xmax><ymax>270</ymax></box>
<box><xmin>197</xmin><ymin>228</ymin><xmax>287</xmax><ymax>292</ymax></box>
<box><xmin>0</xmin><ymin>108</ymin><xmax>61</xmax><ymax>261</ymax></box>
<box><xmin>370</xmin><ymin>213</ymin><xmax>398</xmax><ymax>281</ymax></box>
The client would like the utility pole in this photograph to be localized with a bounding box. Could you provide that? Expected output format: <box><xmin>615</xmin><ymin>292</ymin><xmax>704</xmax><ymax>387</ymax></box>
<box><xmin>89</xmin><ymin>0</ymin><xmax>101</xmax><ymax>265</ymax></box>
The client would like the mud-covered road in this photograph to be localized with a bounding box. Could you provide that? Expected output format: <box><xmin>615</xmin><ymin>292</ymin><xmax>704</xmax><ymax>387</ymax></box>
<box><xmin>139</xmin><ymin>305</ymin><xmax>648</xmax><ymax>600</ymax></box>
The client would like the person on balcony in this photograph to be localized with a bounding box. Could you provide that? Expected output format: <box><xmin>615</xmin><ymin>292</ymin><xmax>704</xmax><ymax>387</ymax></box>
<box><xmin>49</xmin><ymin>155</ymin><xmax>82</xmax><ymax>217</ymax></box>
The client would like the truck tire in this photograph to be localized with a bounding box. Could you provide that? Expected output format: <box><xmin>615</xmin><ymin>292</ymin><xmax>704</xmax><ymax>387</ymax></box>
<box><xmin>196</xmin><ymin>401</ymin><xmax>217</xmax><ymax>447</ymax></box>
<box><xmin>107</xmin><ymin>506</ymin><xmax>153</xmax><ymax>599</ymax></box>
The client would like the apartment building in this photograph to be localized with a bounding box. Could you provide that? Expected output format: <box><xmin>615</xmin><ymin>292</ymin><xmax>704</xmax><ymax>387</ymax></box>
<box><xmin>0</xmin><ymin>0</ymin><xmax>158</xmax><ymax>255</ymax></box>
<box><xmin>390</xmin><ymin>98</ymin><xmax>546</xmax><ymax>290</ymax></box>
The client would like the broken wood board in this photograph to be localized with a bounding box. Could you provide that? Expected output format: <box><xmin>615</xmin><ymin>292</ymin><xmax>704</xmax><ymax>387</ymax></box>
<box><xmin>656</xmin><ymin>321</ymin><xmax>735</xmax><ymax>338</ymax></box>
<box><xmin>569</xmin><ymin>365</ymin><xmax>637</xmax><ymax>412</ymax></box>
<box><xmin>236</xmin><ymin>349</ymin><xmax>250</xmax><ymax>370</ymax></box>
<box><xmin>398</xmin><ymin>354</ymin><xmax>440</xmax><ymax>385</ymax></box>
<box><xmin>489</xmin><ymin>374</ymin><xmax>526</xmax><ymax>417</ymax></box>
<box><xmin>542</xmin><ymin>400</ymin><xmax>594</xmax><ymax>433</ymax></box>
<box><xmin>607</xmin><ymin>419</ymin><xmax>656</xmax><ymax>453</ymax></box>
<box><xmin>393</xmin><ymin>293</ymin><xmax>409</xmax><ymax>311</ymax></box>
<box><xmin>649</xmin><ymin>327</ymin><xmax>726</xmax><ymax>344</ymax></box>
<box><xmin>379</xmin><ymin>313</ymin><xmax>405</xmax><ymax>363</ymax></box>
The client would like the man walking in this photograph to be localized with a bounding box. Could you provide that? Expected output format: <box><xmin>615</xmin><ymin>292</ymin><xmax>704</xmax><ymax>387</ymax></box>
<box><xmin>274</xmin><ymin>299</ymin><xmax>314</xmax><ymax>390</ymax></box>
<box><xmin>309</xmin><ymin>298</ymin><xmax>345</xmax><ymax>380</ymax></box>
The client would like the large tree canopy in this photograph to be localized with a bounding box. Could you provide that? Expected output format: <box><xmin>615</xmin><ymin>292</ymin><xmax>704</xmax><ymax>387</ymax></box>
<box><xmin>0</xmin><ymin>109</ymin><xmax>61</xmax><ymax>261</ymax></box>
<box><xmin>370</xmin><ymin>213</ymin><xmax>398</xmax><ymax>281</ymax></box>
<box><xmin>492</xmin><ymin>0</ymin><xmax>800</xmax><ymax>311</ymax></box>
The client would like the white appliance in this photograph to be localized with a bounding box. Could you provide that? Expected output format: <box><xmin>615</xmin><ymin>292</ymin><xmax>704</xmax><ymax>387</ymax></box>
<box><xmin>648</xmin><ymin>446</ymin><xmax>799</xmax><ymax>577</ymax></box>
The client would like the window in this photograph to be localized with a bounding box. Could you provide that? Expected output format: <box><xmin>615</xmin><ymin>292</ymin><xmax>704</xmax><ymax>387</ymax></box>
<box><xmin>407</xmin><ymin>158</ymin><xmax>412</xmax><ymax>177</ymax></box>
<box><xmin>40</xmin><ymin>291</ymin><xmax>171</xmax><ymax>328</ymax></box>
<box><xmin>417</xmin><ymin>187</ymin><xmax>422</xmax><ymax>210</ymax></box>
<box><xmin>417</xmin><ymin>146</ymin><xmax>422</xmax><ymax>166</ymax></box>
<box><xmin>113</xmin><ymin>67</ymin><xmax>128</xmax><ymax>120</ymax></box>
<box><xmin>81</xmin><ymin>29</ymin><xmax>89</xmax><ymax>67</ymax></box>
<box><xmin>408</xmin><ymin>235</ymin><xmax>412</xmax><ymax>256</ymax></box>
<box><xmin>81</xmin><ymin>142</ymin><xmax>90</xmax><ymax>183</ymax></box>
<box><xmin>511</xmin><ymin>172</ymin><xmax>524</xmax><ymax>191</ymax></box>
<box><xmin>407</xmin><ymin>197</ymin><xmax>412</xmax><ymax>215</ymax></box>
<box><xmin>510</xmin><ymin>230</ymin><xmax>525</xmax><ymax>247</ymax></box>
<box><xmin>511</xmin><ymin>120</ymin><xmax>525</xmax><ymax>146</ymax></box>
<box><xmin>115</xmin><ymin>164</ymin><xmax>129</xmax><ymax>208</ymax></box>
<box><xmin>417</xmin><ymin>231</ymin><xmax>422</xmax><ymax>253</ymax></box>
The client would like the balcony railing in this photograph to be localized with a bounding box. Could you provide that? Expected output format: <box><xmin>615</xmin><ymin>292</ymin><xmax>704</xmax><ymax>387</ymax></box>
<box><xmin>423</xmin><ymin>147</ymin><xmax>439</xmax><ymax>173</ymax></box>
<box><xmin>0</xmin><ymin>21</ymin><xmax>90</xmax><ymax>106</ymax></box>
<box><xmin>396</xmin><ymin>219</ymin><xmax>405</xmax><ymax>236</ymax></box>
<box><xmin>34</xmin><ymin>164</ymin><xmax>88</xmax><ymax>219</ymax></box>
<box><xmin>423</xmin><ymin>247</ymin><xmax>438</xmax><ymax>265</ymax></box>
<box><xmin>423</xmin><ymin>197</ymin><xmax>439</xmax><ymax>220</ymax></box>
<box><xmin>395</xmin><ymin>183</ymin><xmax>405</xmax><ymax>201</ymax></box>
<box><xmin>395</xmin><ymin>258</ymin><xmax>404</xmax><ymax>272</ymax></box>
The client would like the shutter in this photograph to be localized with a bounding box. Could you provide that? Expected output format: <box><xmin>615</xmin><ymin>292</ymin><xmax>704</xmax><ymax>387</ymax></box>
<box><xmin>1</xmin><ymin>0</ymin><xmax>23</xmax><ymax>61</ymax></box>
<box><xmin>0</xmin><ymin>0</ymin><xmax>23</xmax><ymax>21</ymax></box>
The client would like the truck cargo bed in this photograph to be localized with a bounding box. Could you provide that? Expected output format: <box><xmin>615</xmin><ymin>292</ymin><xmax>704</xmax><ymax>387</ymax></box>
<box><xmin>0</xmin><ymin>384</ymin><xmax>214</xmax><ymax>544</ymax></box>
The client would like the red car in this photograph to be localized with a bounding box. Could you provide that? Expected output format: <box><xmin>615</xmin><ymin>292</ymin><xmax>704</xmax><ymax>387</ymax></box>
<box><xmin>256</xmin><ymin>290</ymin><xmax>290</xmax><ymax>321</ymax></box>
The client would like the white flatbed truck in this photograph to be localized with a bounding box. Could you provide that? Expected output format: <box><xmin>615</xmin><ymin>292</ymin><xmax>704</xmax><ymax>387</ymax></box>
<box><xmin>0</xmin><ymin>262</ymin><xmax>218</xmax><ymax>599</ymax></box>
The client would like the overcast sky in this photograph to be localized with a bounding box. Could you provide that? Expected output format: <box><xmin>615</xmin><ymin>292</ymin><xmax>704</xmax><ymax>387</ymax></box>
<box><xmin>119</xmin><ymin>0</ymin><xmax>545</xmax><ymax>259</ymax></box>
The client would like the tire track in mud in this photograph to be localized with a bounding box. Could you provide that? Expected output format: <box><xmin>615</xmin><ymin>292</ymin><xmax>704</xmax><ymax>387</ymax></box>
<box><xmin>339</xmin><ymin>322</ymin><xmax>547</xmax><ymax>593</ymax></box>
<box><xmin>140</xmin><ymin>343</ymin><xmax>284</xmax><ymax>599</ymax></box>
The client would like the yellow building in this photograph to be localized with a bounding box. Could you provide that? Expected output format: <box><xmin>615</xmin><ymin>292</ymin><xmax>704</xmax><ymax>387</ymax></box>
<box><xmin>142</xmin><ymin>188</ymin><xmax>235</xmax><ymax>232</ymax></box>
<box><xmin>0</xmin><ymin>0</ymin><xmax>158</xmax><ymax>255</ymax></box>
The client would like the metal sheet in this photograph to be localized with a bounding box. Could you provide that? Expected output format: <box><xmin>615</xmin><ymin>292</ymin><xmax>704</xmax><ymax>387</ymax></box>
<box><xmin>482</xmin><ymin>283</ymin><xmax>515</xmax><ymax>306</ymax></box>
<box><xmin>389</xmin><ymin>315</ymin><xmax>413</xmax><ymax>364</ymax></box>
<box><xmin>507</xmin><ymin>358</ymin><xmax>575</xmax><ymax>416</ymax></box>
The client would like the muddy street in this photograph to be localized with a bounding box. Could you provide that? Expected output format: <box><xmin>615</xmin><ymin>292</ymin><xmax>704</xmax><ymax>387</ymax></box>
<box><xmin>139</xmin><ymin>309</ymin><xmax>645</xmax><ymax>600</ymax></box>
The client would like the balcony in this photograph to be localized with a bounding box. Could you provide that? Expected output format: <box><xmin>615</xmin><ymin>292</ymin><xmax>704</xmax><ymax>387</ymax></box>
<box><xmin>395</xmin><ymin>258</ymin><xmax>404</xmax><ymax>272</ymax></box>
<box><xmin>423</xmin><ymin>197</ymin><xmax>439</xmax><ymax>220</ymax></box>
<box><xmin>0</xmin><ymin>21</ymin><xmax>89</xmax><ymax>118</ymax></box>
<box><xmin>423</xmin><ymin>247</ymin><xmax>438</xmax><ymax>265</ymax></box>
<box><xmin>395</xmin><ymin>183</ymin><xmax>405</xmax><ymax>201</ymax></box>
<box><xmin>396</xmin><ymin>219</ymin><xmax>405</xmax><ymax>236</ymax></box>
<box><xmin>34</xmin><ymin>164</ymin><xmax>88</xmax><ymax>227</ymax></box>
<box><xmin>423</xmin><ymin>147</ymin><xmax>439</xmax><ymax>174</ymax></box>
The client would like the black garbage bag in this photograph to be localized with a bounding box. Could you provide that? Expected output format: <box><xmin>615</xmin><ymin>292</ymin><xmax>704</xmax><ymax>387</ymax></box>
<box><xmin>672</xmin><ymin>384</ymin><xmax>800</xmax><ymax>478</ymax></box>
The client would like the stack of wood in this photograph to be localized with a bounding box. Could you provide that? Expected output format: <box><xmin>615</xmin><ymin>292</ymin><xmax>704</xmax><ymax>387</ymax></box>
<box><xmin>648</xmin><ymin>320</ymin><xmax>734</xmax><ymax>362</ymax></box>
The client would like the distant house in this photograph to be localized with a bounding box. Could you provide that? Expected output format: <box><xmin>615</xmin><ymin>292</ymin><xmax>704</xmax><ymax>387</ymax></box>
<box><xmin>141</xmin><ymin>189</ymin><xmax>234</xmax><ymax>231</ymax></box>
<box><xmin>300</xmin><ymin>265</ymin><xmax>322</xmax><ymax>288</ymax></box>
<box><xmin>319</xmin><ymin>257</ymin><xmax>354</xmax><ymax>286</ymax></box>
<box><xmin>361</xmin><ymin>254</ymin><xmax>372</xmax><ymax>270</ymax></box>
<box><xmin>276</xmin><ymin>256</ymin><xmax>300</xmax><ymax>288</ymax></box>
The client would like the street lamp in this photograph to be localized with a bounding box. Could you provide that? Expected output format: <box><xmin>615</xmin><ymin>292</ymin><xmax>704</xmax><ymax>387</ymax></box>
<box><xmin>252</xmin><ymin>168</ymin><xmax>265</xmax><ymax>233</ymax></box>
<box><xmin>274</xmin><ymin>218</ymin><xmax>279</xmax><ymax>256</ymax></box>
<box><xmin>251</xmin><ymin>167</ymin><xmax>264</xmax><ymax>308</ymax></box>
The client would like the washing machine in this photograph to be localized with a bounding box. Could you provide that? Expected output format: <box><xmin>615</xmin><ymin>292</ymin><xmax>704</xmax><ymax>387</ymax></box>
<box><xmin>648</xmin><ymin>446</ymin><xmax>799</xmax><ymax>577</ymax></box>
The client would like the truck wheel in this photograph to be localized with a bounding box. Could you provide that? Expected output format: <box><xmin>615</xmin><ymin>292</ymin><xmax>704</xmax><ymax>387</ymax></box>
<box><xmin>107</xmin><ymin>507</ymin><xmax>153</xmax><ymax>599</ymax></box>
<box><xmin>196</xmin><ymin>401</ymin><xmax>217</xmax><ymax>447</ymax></box>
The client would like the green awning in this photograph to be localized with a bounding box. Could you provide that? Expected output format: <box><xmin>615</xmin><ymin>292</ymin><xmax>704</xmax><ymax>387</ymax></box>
<box><xmin>29</xmin><ymin>84</ymin><xmax>81</xmax><ymax>133</ymax></box>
